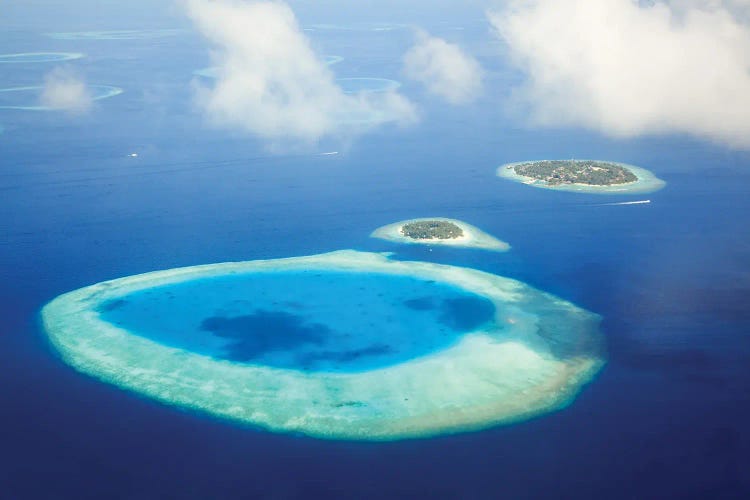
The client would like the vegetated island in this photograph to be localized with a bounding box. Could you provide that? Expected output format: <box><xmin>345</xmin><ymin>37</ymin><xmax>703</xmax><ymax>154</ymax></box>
<box><xmin>497</xmin><ymin>159</ymin><xmax>666</xmax><ymax>194</ymax></box>
<box><xmin>515</xmin><ymin>160</ymin><xmax>636</xmax><ymax>186</ymax></box>
<box><xmin>401</xmin><ymin>220</ymin><xmax>464</xmax><ymax>240</ymax></box>
<box><xmin>371</xmin><ymin>218</ymin><xmax>510</xmax><ymax>251</ymax></box>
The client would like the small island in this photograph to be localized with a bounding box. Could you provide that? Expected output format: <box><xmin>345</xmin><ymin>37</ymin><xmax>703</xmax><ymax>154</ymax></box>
<box><xmin>371</xmin><ymin>217</ymin><xmax>510</xmax><ymax>251</ymax></box>
<box><xmin>497</xmin><ymin>159</ymin><xmax>666</xmax><ymax>194</ymax></box>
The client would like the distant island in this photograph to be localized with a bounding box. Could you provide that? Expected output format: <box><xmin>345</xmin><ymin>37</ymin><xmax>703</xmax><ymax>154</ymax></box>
<box><xmin>371</xmin><ymin>217</ymin><xmax>510</xmax><ymax>251</ymax></box>
<box><xmin>514</xmin><ymin>160</ymin><xmax>637</xmax><ymax>186</ymax></box>
<box><xmin>497</xmin><ymin>159</ymin><xmax>666</xmax><ymax>194</ymax></box>
<box><xmin>401</xmin><ymin>220</ymin><xmax>463</xmax><ymax>240</ymax></box>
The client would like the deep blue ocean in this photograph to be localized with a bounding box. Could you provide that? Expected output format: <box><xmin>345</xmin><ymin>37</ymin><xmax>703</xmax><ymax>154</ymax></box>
<box><xmin>2</xmin><ymin>3</ymin><xmax>749</xmax><ymax>499</ymax></box>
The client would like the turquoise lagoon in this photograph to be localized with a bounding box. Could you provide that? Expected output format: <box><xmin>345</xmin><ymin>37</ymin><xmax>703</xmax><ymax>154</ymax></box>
<box><xmin>42</xmin><ymin>251</ymin><xmax>604</xmax><ymax>441</ymax></box>
<box><xmin>98</xmin><ymin>269</ymin><xmax>495</xmax><ymax>372</ymax></box>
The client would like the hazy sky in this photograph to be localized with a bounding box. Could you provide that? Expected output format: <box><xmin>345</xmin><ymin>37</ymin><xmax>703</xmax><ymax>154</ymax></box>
<box><xmin>5</xmin><ymin>0</ymin><xmax>749</xmax><ymax>149</ymax></box>
<box><xmin>403</xmin><ymin>30</ymin><xmax>483</xmax><ymax>104</ymax></box>
<box><xmin>492</xmin><ymin>0</ymin><xmax>750</xmax><ymax>149</ymax></box>
<box><xmin>186</xmin><ymin>0</ymin><xmax>418</xmax><ymax>144</ymax></box>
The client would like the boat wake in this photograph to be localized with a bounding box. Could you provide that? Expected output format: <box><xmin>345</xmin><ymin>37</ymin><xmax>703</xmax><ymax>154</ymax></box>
<box><xmin>595</xmin><ymin>199</ymin><xmax>651</xmax><ymax>206</ymax></box>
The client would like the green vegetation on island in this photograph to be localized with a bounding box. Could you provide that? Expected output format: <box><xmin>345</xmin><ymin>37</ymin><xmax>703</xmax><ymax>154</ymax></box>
<box><xmin>513</xmin><ymin>160</ymin><xmax>638</xmax><ymax>186</ymax></box>
<box><xmin>401</xmin><ymin>220</ymin><xmax>464</xmax><ymax>240</ymax></box>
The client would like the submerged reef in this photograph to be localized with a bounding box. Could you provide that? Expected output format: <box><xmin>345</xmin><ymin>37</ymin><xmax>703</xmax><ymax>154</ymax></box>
<box><xmin>371</xmin><ymin>218</ymin><xmax>510</xmax><ymax>251</ymax></box>
<box><xmin>0</xmin><ymin>85</ymin><xmax>123</xmax><ymax>111</ymax></box>
<box><xmin>307</xmin><ymin>23</ymin><xmax>410</xmax><ymax>32</ymax></box>
<box><xmin>337</xmin><ymin>77</ymin><xmax>401</xmax><ymax>94</ymax></box>
<box><xmin>194</xmin><ymin>55</ymin><xmax>343</xmax><ymax>79</ymax></box>
<box><xmin>497</xmin><ymin>159</ymin><xmax>665</xmax><ymax>194</ymax></box>
<box><xmin>45</xmin><ymin>29</ymin><xmax>184</xmax><ymax>40</ymax></box>
<box><xmin>0</xmin><ymin>52</ymin><xmax>84</xmax><ymax>63</ymax></box>
<box><xmin>41</xmin><ymin>251</ymin><xmax>602</xmax><ymax>440</ymax></box>
<box><xmin>324</xmin><ymin>55</ymin><xmax>345</xmax><ymax>66</ymax></box>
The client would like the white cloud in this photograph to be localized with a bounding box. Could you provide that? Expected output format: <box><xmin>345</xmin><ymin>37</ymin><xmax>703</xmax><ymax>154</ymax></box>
<box><xmin>185</xmin><ymin>0</ymin><xmax>416</xmax><ymax>143</ymax></box>
<box><xmin>490</xmin><ymin>0</ymin><xmax>750</xmax><ymax>149</ymax></box>
<box><xmin>403</xmin><ymin>31</ymin><xmax>483</xmax><ymax>104</ymax></box>
<box><xmin>39</xmin><ymin>67</ymin><xmax>92</xmax><ymax>113</ymax></box>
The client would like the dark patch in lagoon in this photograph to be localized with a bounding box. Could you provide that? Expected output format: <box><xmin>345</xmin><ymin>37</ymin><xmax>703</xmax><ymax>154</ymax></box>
<box><xmin>200</xmin><ymin>310</ymin><xmax>329</xmax><ymax>362</ymax></box>
<box><xmin>281</xmin><ymin>300</ymin><xmax>304</xmax><ymax>310</ymax></box>
<box><xmin>200</xmin><ymin>311</ymin><xmax>395</xmax><ymax>371</ymax></box>
<box><xmin>98</xmin><ymin>299</ymin><xmax>127</xmax><ymax>312</ymax></box>
<box><xmin>297</xmin><ymin>343</ymin><xmax>395</xmax><ymax>366</ymax></box>
<box><xmin>97</xmin><ymin>272</ymin><xmax>503</xmax><ymax>372</ymax></box>
<box><xmin>439</xmin><ymin>297</ymin><xmax>496</xmax><ymax>331</ymax></box>
<box><xmin>332</xmin><ymin>400</ymin><xmax>367</xmax><ymax>408</ymax></box>
<box><xmin>404</xmin><ymin>295</ymin><xmax>495</xmax><ymax>331</ymax></box>
<box><xmin>403</xmin><ymin>296</ymin><xmax>435</xmax><ymax>311</ymax></box>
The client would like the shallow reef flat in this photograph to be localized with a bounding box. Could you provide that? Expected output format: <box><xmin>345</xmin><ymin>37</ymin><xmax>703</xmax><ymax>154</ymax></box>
<box><xmin>194</xmin><ymin>55</ymin><xmax>343</xmax><ymax>79</ymax></box>
<box><xmin>371</xmin><ymin>218</ymin><xmax>511</xmax><ymax>252</ymax></box>
<box><xmin>42</xmin><ymin>250</ymin><xmax>604</xmax><ymax>441</ymax></box>
<box><xmin>0</xmin><ymin>85</ymin><xmax>123</xmax><ymax>111</ymax></box>
<box><xmin>0</xmin><ymin>52</ymin><xmax>84</xmax><ymax>63</ymax></box>
<box><xmin>497</xmin><ymin>160</ymin><xmax>666</xmax><ymax>194</ymax></box>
